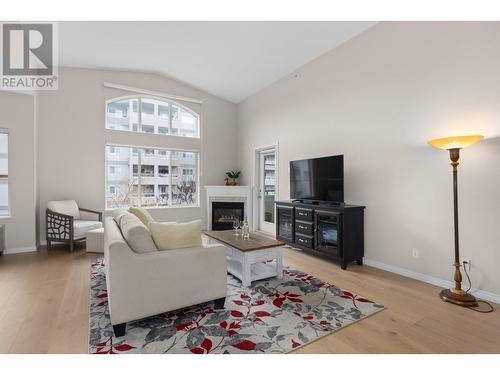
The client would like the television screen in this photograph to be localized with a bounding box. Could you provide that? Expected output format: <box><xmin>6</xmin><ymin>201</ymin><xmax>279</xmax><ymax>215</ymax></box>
<box><xmin>290</xmin><ymin>155</ymin><xmax>344</xmax><ymax>203</ymax></box>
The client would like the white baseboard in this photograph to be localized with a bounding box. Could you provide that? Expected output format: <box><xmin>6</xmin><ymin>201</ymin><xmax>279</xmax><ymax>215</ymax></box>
<box><xmin>364</xmin><ymin>258</ymin><xmax>500</xmax><ymax>305</ymax></box>
<box><xmin>2</xmin><ymin>245</ymin><xmax>38</xmax><ymax>255</ymax></box>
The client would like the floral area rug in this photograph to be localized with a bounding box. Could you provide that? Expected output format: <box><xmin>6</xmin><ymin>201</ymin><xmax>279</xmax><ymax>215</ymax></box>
<box><xmin>89</xmin><ymin>259</ymin><xmax>384</xmax><ymax>354</ymax></box>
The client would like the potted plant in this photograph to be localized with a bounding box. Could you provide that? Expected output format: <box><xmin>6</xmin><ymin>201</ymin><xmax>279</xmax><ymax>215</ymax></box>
<box><xmin>225</xmin><ymin>170</ymin><xmax>241</xmax><ymax>186</ymax></box>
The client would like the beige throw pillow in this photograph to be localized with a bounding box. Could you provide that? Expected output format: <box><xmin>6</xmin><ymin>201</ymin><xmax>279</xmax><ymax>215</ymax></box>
<box><xmin>129</xmin><ymin>206</ymin><xmax>155</xmax><ymax>226</ymax></box>
<box><xmin>118</xmin><ymin>212</ymin><xmax>158</xmax><ymax>254</ymax></box>
<box><xmin>148</xmin><ymin>219</ymin><xmax>202</xmax><ymax>250</ymax></box>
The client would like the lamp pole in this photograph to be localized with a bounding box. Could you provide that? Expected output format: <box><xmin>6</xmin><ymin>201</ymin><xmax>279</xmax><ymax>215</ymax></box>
<box><xmin>449</xmin><ymin>148</ymin><xmax>462</xmax><ymax>293</ymax></box>
<box><xmin>427</xmin><ymin>135</ymin><xmax>483</xmax><ymax>307</ymax></box>
<box><xmin>437</xmin><ymin>147</ymin><xmax>477</xmax><ymax>306</ymax></box>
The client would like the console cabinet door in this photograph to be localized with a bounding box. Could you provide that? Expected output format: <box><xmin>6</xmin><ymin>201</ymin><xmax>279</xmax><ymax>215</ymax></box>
<box><xmin>315</xmin><ymin>210</ymin><xmax>342</xmax><ymax>257</ymax></box>
<box><xmin>276</xmin><ymin>205</ymin><xmax>294</xmax><ymax>242</ymax></box>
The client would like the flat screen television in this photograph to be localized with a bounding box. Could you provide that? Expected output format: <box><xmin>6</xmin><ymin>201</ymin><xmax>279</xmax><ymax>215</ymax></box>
<box><xmin>290</xmin><ymin>155</ymin><xmax>344</xmax><ymax>203</ymax></box>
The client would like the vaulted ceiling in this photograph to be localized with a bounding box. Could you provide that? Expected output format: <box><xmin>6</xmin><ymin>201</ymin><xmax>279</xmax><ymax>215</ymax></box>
<box><xmin>59</xmin><ymin>22</ymin><xmax>376</xmax><ymax>103</ymax></box>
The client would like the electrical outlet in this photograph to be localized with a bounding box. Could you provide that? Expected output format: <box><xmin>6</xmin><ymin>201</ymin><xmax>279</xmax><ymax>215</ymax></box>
<box><xmin>411</xmin><ymin>248</ymin><xmax>419</xmax><ymax>259</ymax></box>
<box><xmin>461</xmin><ymin>258</ymin><xmax>471</xmax><ymax>271</ymax></box>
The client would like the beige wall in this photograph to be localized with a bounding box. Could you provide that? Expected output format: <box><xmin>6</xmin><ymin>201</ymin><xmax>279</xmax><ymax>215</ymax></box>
<box><xmin>237</xmin><ymin>22</ymin><xmax>500</xmax><ymax>294</ymax></box>
<box><xmin>0</xmin><ymin>92</ymin><xmax>37</xmax><ymax>252</ymax></box>
<box><xmin>37</xmin><ymin>68</ymin><xmax>237</xmax><ymax>241</ymax></box>
<box><xmin>2</xmin><ymin>23</ymin><xmax>499</xmax><ymax>297</ymax></box>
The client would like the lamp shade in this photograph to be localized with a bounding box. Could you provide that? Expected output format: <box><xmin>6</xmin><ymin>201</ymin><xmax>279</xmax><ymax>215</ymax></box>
<box><xmin>427</xmin><ymin>135</ymin><xmax>484</xmax><ymax>150</ymax></box>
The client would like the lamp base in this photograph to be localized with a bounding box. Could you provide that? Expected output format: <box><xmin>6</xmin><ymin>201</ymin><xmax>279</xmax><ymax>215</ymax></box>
<box><xmin>439</xmin><ymin>288</ymin><xmax>478</xmax><ymax>307</ymax></box>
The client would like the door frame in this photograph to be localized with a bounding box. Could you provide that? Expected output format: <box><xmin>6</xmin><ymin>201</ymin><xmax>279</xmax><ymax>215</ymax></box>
<box><xmin>253</xmin><ymin>143</ymin><xmax>279</xmax><ymax>235</ymax></box>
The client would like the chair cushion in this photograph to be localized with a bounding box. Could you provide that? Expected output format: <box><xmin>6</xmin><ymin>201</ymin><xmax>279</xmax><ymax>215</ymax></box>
<box><xmin>148</xmin><ymin>219</ymin><xmax>202</xmax><ymax>250</ymax></box>
<box><xmin>118</xmin><ymin>212</ymin><xmax>157</xmax><ymax>254</ymax></box>
<box><xmin>47</xmin><ymin>200</ymin><xmax>80</xmax><ymax>220</ymax></box>
<box><xmin>73</xmin><ymin>220</ymin><xmax>103</xmax><ymax>239</ymax></box>
<box><xmin>129</xmin><ymin>206</ymin><xmax>155</xmax><ymax>226</ymax></box>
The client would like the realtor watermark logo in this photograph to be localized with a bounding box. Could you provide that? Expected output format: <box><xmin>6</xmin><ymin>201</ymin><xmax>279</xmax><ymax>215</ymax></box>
<box><xmin>1</xmin><ymin>22</ymin><xmax>58</xmax><ymax>90</ymax></box>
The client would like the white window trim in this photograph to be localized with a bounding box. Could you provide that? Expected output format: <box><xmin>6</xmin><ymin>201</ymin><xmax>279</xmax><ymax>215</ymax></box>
<box><xmin>105</xmin><ymin>93</ymin><xmax>202</xmax><ymax>211</ymax></box>
<box><xmin>103</xmin><ymin>82</ymin><xmax>203</xmax><ymax>105</ymax></box>
<box><xmin>0</xmin><ymin>128</ymin><xmax>10</xmax><ymax>218</ymax></box>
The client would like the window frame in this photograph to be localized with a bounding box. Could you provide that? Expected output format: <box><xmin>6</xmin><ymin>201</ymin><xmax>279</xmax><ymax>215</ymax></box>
<box><xmin>105</xmin><ymin>143</ymin><xmax>200</xmax><ymax>210</ymax></box>
<box><xmin>0</xmin><ymin>128</ymin><xmax>9</xmax><ymax>217</ymax></box>
<box><xmin>105</xmin><ymin>94</ymin><xmax>200</xmax><ymax>139</ymax></box>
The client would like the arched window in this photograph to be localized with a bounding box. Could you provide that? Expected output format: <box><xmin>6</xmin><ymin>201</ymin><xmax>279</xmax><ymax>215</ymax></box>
<box><xmin>105</xmin><ymin>95</ymin><xmax>200</xmax><ymax>209</ymax></box>
<box><xmin>106</xmin><ymin>96</ymin><xmax>200</xmax><ymax>138</ymax></box>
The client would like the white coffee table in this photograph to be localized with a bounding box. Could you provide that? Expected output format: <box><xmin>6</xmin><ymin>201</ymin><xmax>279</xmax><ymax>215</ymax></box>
<box><xmin>204</xmin><ymin>230</ymin><xmax>285</xmax><ymax>287</ymax></box>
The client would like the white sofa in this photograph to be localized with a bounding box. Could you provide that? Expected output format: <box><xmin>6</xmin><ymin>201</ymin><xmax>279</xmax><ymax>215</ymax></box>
<box><xmin>104</xmin><ymin>216</ymin><xmax>227</xmax><ymax>337</ymax></box>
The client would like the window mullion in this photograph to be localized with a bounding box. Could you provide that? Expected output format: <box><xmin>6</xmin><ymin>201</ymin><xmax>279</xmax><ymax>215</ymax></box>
<box><xmin>169</xmin><ymin>151</ymin><xmax>173</xmax><ymax>206</ymax></box>
<box><xmin>138</xmin><ymin>149</ymin><xmax>142</xmax><ymax>207</ymax></box>
<box><xmin>138</xmin><ymin>97</ymin><xmax>142</xmax><ymax>133</ymax></box>
<box><xmin>196</xmin><ymin>153</ymin><xmax>199</xmax><ymax>206</ymax></box>
<box><xmin>169</xmin><ymin>103</ymin><xmax>172</xmax><ymax>135</ymax></box>
<box><xmin>129</xmin><ymin>100</ymin><xmax>133</xmax><ymax>131</ymax></box>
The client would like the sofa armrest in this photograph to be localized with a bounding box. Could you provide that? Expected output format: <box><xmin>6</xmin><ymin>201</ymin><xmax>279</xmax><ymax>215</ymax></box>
<box><xmin>106</xmin><ymin>243</ymin><xmax>228</xmax><ymax>324</ymax></box>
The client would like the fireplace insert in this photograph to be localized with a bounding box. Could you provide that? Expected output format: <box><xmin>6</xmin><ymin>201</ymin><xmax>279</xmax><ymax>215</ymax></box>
<box><xmin>212</xmin><ymin>201</ymin><xmax>244</xmax><ymax>230</ymax></box>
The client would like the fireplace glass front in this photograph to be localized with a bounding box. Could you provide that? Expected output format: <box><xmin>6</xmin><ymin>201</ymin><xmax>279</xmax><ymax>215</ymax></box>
<box><xmin>212</xmin><ymin>202</ymin><xmax>244</xmax><ymax>230</ymax></box>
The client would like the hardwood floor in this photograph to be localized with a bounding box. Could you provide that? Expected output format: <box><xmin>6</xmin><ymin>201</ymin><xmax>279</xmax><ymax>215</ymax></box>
<box><xmin>0</xmin><ymin>245</ymin><xmax>499</xmax><ymax>354</ymax></box>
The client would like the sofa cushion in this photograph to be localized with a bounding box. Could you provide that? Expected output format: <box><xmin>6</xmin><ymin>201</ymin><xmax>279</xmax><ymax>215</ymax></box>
<box><xmin>129</xmin><ymin>206</ymin><xmax>155</xmax><ymax>226</ymax></box>
<box><xmin>118</xmin><ymin>212</ymin><xmax>157</xmax><ymax>254</ymax></box>
<box><xmin>74</xmin><ymin>220</ymin><xmax>103</xmax><ymax>239</ymax></box>
<box><xmin>47</xmin><ymin>200</ymin><xmax>80</xmax><ymax>220</ymax></box>
<box><xmin>148</xmin><ymin>219</ymin><xmax>202</xmax><ymax>250</ymax></box>
<box><xmin>112</xmin><ymin>208</ymin><xmax>129</xmax><ymax>222</ymax></box>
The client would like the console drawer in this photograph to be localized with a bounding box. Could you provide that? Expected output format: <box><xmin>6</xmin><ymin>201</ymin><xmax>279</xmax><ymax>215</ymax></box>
<box><xmin>295</xmin><ymin>234</ymin><xmax>314</xmax><ymax>248</ymax></box>
<box><xmin>295</xmin><ymin>220</ymin><xmax>313</xmax><ymax>235</ymax></box>
<box><xmin>295</xmin><ymin>208</ymin><xmax>313</xmax><ymax>222</ymax></box>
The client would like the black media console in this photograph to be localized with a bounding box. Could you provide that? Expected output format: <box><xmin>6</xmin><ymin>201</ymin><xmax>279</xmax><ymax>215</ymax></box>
<box><xmin>275</xmin><ymin>200</ymin><xmax>365</xmax><ymax>270</ymax></box>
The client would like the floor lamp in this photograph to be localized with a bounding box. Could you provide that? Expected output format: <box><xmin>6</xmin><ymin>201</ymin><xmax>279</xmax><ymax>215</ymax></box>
<box><xmin>427</xmin><ymin>135</ymin><xmax>483</xmax><ymax>307</ymax></box>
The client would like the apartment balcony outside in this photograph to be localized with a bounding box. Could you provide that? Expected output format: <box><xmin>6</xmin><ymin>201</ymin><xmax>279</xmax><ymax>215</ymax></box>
<box><xmin>106</xmin><ymin>145</ymin><xmax>198</xmax><ymax>209</ymax></box>
<box><xmin>107</xmin><ymin>97</ymin><xmax>199</xmax><ymax>138</ymax></box>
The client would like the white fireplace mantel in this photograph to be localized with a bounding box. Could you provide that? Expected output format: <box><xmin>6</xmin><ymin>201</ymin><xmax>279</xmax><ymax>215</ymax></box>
<box><xmin>205</xmin><ymin>185</ymin><xmax>253</xmax><ymax>231</ymax></box>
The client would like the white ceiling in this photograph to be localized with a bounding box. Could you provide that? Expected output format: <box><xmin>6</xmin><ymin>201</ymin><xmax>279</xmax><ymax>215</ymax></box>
<box><xmin>59</xmin><ymin>22</ymin><xmax>376</xmax><ymax>103</ymax></box>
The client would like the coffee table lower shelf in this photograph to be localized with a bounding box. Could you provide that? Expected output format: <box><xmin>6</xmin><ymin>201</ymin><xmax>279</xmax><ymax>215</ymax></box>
<box><xmin>225</xmin><ymin>247</ymin><xmax>283</xmax><ymax>287</ymax></box>
<box><xmin>227</xmin><ymin>258</ymin><xmax>280</xmax><ymax>286</ymax></box>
